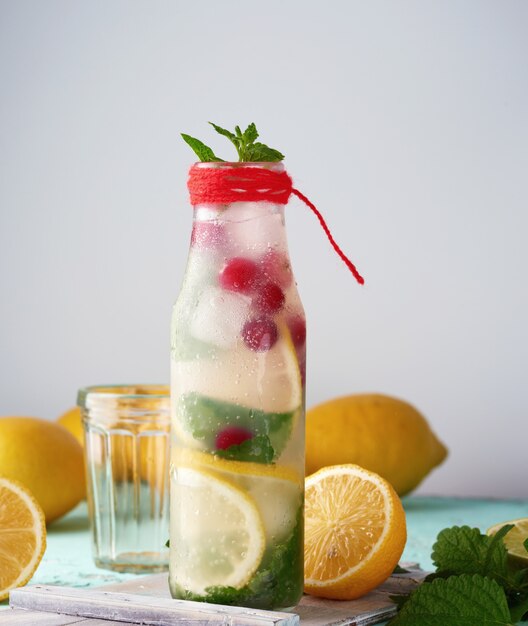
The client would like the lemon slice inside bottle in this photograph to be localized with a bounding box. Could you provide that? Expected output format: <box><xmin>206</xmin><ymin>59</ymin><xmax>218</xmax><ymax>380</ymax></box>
<box><xmin>175</xmin><ymin>449</ymin><xmax>303</xmax><ymax>545</ymax></box>
<box><xmin>174</xmin><ymin>321</ymin><xmax>301</xmax><ymax>414</ymax></box>
<box><xmin>171</xmin><ymin>322</ymin><xmax>303</xmax><ymax>458</ymax></box>
<box><xmin>170</xmin><ymin>466</ymin><xmax>265</xmax><ymax>594</ymax></box>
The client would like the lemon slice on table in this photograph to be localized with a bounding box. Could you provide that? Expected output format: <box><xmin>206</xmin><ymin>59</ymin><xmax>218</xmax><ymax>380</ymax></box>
<box><xmin>170</xmin><ymin>466</ymin><xmax>265</xmax><ymax>595</ymax></box>
<box><xmin>175</xmin><ymin>449</ymin><xmax>303</xmax><ymax>544</ymax></box>
<box><xmin>304</xmin><ymin>464</ymin><xmax>407</xmax><ymax>600</ymax></box>
<box><xmin>0</xmin><ymin>477</ymin><xmax>47</xmax><ymax>601</ymax></box>
<box><xmin>487</xmin><ymin>518</ymin><xmax>528</xmax><ymax>567</ymax></box>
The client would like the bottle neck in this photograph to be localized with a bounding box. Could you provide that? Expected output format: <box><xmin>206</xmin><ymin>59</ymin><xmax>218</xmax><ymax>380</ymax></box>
<box><xmin>191</xmin><ymin>201</ymin><xmax>290</xmax><ymax>255</ymax></box>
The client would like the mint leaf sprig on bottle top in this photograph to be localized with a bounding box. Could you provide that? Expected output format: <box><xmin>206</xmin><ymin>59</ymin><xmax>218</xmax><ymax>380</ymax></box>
<box><xmin>182</xmin><ymin>122</ymin><xmax>284</xmax><ymax>162</ymax></box>
<box><xmin>181</xmin><ymin>121</ymin><xmax>365</xmax><ymax>285</ymax></box>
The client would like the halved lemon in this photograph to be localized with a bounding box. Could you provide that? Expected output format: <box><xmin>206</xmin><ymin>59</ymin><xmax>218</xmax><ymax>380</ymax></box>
<box><xmin>170</xmin><ymin>466</ymin><xmax>265</xmax><ymax>595</ymax></box>
<box><xmin>304</xmin><ymin>464</ymin><xmax>407</xmax><ymax>600</ymax></box>
<box><xmin>487</xmin><ymin>518</ymin><xmax>528</xmax><ymax>568</ymax></box>
<box><xmin>175</xmin><ymin>449</ymin><xmax>303</xmax><ymax>544</ymax></box>
<box><xmin>0</xmin><ymin>477</ymin><xmax>46</xmax><ymax>601</ymax></box>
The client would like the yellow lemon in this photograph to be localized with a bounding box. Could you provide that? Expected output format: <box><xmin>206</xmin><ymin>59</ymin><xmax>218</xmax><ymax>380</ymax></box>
<box><xmin>170</xmin><ymin>466</ymin><xmax>265</xmax><ymax>594</ymax></box>
<box><xmin>306</xmin><ymin>394</ymin><xmax>447</xmax><ymax>496</ymax></box>
<box><xmin>0</xmin><ymin>417</ymin><xmax>85</xmax><ymax>523</ymax></box>
<box><xmin>57</xmin><ymin>406</ymin><xmax>84</xmax><ymax>446</ymax></box>
<box><xmin>487</xmin><ymin>518</ymin><xmax>528</xmax><ymax>569</ymax></box>
<box><xmin>304</xmin><ymin>464</ymin><xmax>407</xmax><ymax>600</ymax></box>
<box><xmin>0</xmin><ymin>477</ymin><xmax>46</xmax><ymax>600</ymax></box>
<box><xmin>175</xmin><ymin>448</ymin><xmax>302</xmax><ymax>544</ymax></box>
<box><xmin>101</xmin><ymin>424</ymin><xmax>169</xmax><ymax>488</ymax></box>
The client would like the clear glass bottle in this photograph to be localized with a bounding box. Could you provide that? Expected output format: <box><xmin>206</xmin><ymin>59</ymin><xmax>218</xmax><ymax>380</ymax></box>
<box><xmin>169</xmin><ymin>162</ymin><xmax>305</xmax><ymax>610</ymax></box>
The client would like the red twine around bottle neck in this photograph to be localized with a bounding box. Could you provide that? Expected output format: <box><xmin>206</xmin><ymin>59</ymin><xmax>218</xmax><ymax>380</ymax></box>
<box><xmin>187</xmin><ymin>164</ymin><xmax>364</xmax><ymax>285</ymax></box>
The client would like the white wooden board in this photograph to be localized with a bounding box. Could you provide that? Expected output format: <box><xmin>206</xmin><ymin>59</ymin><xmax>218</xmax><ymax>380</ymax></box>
<box><xmin>4</xmin><ymin>565</ymin><xmax>427</xmax><ymax>626</ymax></box>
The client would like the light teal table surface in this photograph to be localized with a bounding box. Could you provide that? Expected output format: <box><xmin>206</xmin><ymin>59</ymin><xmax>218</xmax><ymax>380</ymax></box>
<box><xmin>2</xmin><ymin>496</ymin><xmax>528</xmax><ymax>622</ymax></box>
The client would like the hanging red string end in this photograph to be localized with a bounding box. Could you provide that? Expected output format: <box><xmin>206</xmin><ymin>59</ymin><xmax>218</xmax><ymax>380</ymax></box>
<box><xmin>291</xmin><ymin>188</ymin><xmax>365</xmax><ymax>285</ymax></box>
<box><xmin>187</xmin><ymin>164</ymin><xmax>364</xmax><ymax>286</ymax></box>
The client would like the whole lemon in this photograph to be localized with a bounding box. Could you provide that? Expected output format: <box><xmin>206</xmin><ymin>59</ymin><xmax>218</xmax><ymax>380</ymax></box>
<box><xmin>0</xmin><ymin>417</ymin><xmax>86</xmax><ymax>523</ymax></box>
<box><xmin>306</xmin><ymin>394</ymin><xmax>448</xmax><ymax>496</ymax></box>
<box><xmin>62</xmin><ymin>399</ymin><xmax>169</xmax><ymax>486</ymax></box>
<box><xmin>57</xmin><ymin>406</ymin><xmax>84</xmax><ymax>446</ymax></box>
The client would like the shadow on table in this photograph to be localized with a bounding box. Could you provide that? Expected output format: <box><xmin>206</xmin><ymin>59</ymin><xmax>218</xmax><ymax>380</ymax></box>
<box><xmin>47</xmin><ymin>513</ymin><xmax>90</xmax><ymax>533</ymax></box>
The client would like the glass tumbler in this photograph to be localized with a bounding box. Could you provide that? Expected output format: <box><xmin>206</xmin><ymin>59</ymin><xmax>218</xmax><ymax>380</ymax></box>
<box><xmin>78</xmin><ymin>384</ymin><xmax>170</xmax><ymax>572</ymax></box>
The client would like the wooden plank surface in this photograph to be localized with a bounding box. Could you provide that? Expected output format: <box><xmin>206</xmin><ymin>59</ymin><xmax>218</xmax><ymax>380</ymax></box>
<box><xmin>102</xmin><ymin>567</ymin><xmax>427</xmax><ymax>625</ymax></box>
<box><xmin>0</xmin><ymin>610</ymin><xmax>126</xmax><ymax>625</ymax></box>
<box><xmin>5</xmin><ymin>567</ymin><xmax>427</xmax><ymax>626</ymax></box>
<box><xmin>9</xmin><ymin>585</ymin><xmax>299</xmax><ymax>626</ymax></box>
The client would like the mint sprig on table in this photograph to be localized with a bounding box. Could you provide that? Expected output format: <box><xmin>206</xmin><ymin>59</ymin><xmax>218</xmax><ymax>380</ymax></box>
<box><xmin>182</xmin><ymin>122</ymin><xmax>284</xmax><ymax>162</ymax></box>
<box><xmin>388</xmin><ymin>524</ymin><xmax>528</xmax><ymax>625</ymax></box>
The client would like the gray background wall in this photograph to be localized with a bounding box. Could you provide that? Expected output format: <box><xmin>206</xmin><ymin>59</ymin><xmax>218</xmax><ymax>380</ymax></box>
<box><xmin>1</xmin><ymin>0</ymin><xmax>526</xmax><ymax>497</ymax></box>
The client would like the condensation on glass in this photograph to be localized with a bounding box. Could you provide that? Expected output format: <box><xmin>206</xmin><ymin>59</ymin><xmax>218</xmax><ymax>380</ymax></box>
<box><xmin>78</xmin><ymin>384</ymin><xmax>170</xmax><ymax>573</ymax></box>
<box><xmin>169</xmin><ymin>163</ymin><xmax>306</xmax><ymax>610</ymax></box>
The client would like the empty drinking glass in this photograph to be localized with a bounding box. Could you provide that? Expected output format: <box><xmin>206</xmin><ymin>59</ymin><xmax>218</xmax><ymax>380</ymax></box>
<box><xmin>78</xmin><ymin>384</ymin><xmax>170</xmax><ymax>572</ymax></box>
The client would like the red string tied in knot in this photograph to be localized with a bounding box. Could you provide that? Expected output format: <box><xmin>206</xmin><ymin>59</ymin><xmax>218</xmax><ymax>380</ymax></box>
<box><xmin>187</xmin><ymin>163</ymin><xmax>364</xmax><ymax>285</ymax></box>
<box><xmin>188</xmin><ymin>164</ymin><xmax>293</xmax><ymax>205</ymax></box>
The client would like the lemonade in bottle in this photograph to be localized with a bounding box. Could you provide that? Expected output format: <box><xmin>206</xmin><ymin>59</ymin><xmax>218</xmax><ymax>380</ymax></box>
<box><xmin>170</xmin><ymin>124</ymin><xmax>362</xmax><ymax>610</ymax></box>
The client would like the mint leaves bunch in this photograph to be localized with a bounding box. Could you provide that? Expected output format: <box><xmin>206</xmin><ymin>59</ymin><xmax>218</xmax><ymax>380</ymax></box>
<box><xmin>182</xmin><ymin>122</ymin><xmax>284</xmax><ymax>163</ymax></box>
<box><xmin>389</xmin><ymin>524</ymin><xmax>528</xmax><ymax>625</ymax></box>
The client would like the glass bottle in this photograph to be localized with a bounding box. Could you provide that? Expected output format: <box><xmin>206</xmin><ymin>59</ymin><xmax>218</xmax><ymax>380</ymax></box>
<box><xmin>169</xmin><ymin>162</ymin><xmax>305</xmax><ymax>610</ymax></box>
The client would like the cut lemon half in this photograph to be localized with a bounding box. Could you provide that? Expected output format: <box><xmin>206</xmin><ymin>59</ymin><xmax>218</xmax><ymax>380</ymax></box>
<box><xmin>304</xmin><ymin>464</ymin><xmax>407</xmax><ymax>600</ymax></box>
<box><xmin>0</xmin><ymin>477</ymin><xmax>46</xmax><ymax>601</ymax></box>
<box><xmin>487</xmin><ymin>518</ymin><xmax>528</xmax><ymax>568</ymax></box>
<box><xmin>170</xmin><ymin>466</ymin><xmax>265</xmax><ymax>595</ymax></box>
<box><xmin>175</xmin><ymin>449</ymin><xmax>303</xmax><ymax>544</ymax></box>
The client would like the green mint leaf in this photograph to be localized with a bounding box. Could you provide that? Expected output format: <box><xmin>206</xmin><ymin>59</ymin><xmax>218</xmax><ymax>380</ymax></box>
<box><xmin>432</xmin><ymin>525</ymin><xmax>511</xmax><ymax>584</ymax></box>
<box><xmin>245</xmin><ymin>142</ymin><xmax>284</xmax><ymax>162</ymax></box>
<box><xmin>170</xmin><ymin>506</ymin><xmax>303</xmax><ymax>610</ymax></box>
<box><xmin>524</xmin><ymin>538</ymin><xmax>528</xmax><ymax>554</ymax></box>
<box><xmin>509</xmin><ymin>594</ymin><xmax>528</xmax><ymax>623</ymax></box>
<box><xmin>215</xmin><ymin>434</ymin><xmax>275</xmax><ymax>464</ymax></box>
<box><xmin>208</xmin><ymin>122</ymin><xmax>236</xmax><ymax>142</ymax></box>
<box><xmin>181</xmin><ymin>133</ymin><xmax>223</xmax><ymax>162</ymax></box>
<box><xmin>243</xmin><ymin>122</ymin><xmax>259</xmax><ymax>144</ymax></box>
<box><xmin>423</xmin><ymin>571</ymin><xmax>453</xmax><ymax>583</ymax></box>
<box><xmin>182</xmin><ymin>123</ymin><xmax>284</xmax><ymax>162</ymax></box>
<box><xmin>208</xmin><ymin>122</ymin><xmax>242</xmax><ymax>159</ymax></box>
<box><xmin>509</xmin><ymin>567</ymin><xmax>528</xmax><ymax>594</ymax></box>
<box><xmin>390</xmin><ymin>594</ymin><xmax>411</xmax><ymax>609</ymax></box>
<box><xmin>387</xmin><ymin>574</ymin><xmax>513</xmax><ymax>626</ymax></box>
<box><xmin>165</xmin><ymin>539</ymin><xmax>170</xmax><ymax>548</ymax></box>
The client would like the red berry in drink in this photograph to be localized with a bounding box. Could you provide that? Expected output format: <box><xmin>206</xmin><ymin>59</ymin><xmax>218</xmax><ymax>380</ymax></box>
<box><xmin>262</xmin><ymin>249</ymin><xmax>293</xmax><ymax>288</ymax></box>
<box><xmin>242</xmin><ymin>317</ymin><xmax>278</xmax><ymax>352</ymax></box>
<box><xmin>288</xmin><ymin>315</ymin><xmax>306</xmax><ymax>349</ymax></box>
<box><xmin>255</xmin><ymin>281</ymin><xmax>285</xmax><ymax>314</ymax></box>
<box><xmin>219</xmin><ymin>257</ymin><xmax>258</xmax><ymax>294</ymax></box>
<box><xmin>215</xmin><ymin>426</ymin><xmax>253</xmax><ymax>450</ymax></box>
